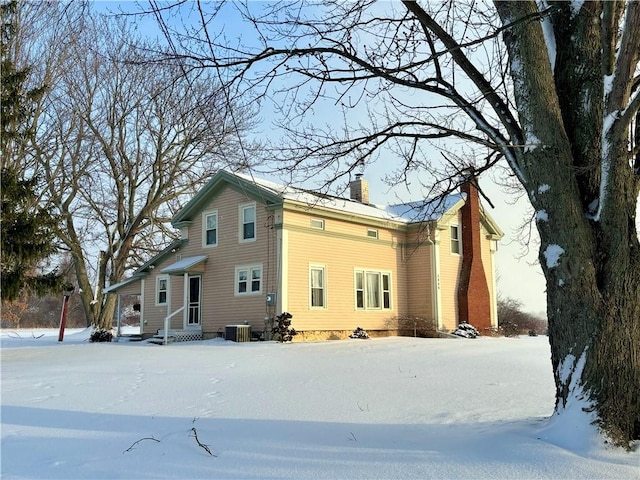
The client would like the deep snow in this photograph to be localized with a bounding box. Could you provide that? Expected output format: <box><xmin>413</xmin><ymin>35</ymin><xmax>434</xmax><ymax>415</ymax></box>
<box><xmin>1</xmin><ymin>329</ymin><xmax>638</xmax><ymax>479</ymax></box>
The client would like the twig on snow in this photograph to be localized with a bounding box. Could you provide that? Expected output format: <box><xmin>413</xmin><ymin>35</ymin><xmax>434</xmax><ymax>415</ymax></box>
<box><xmin>191</xmin><ymin>427</ymin><xmax>216</xmax><ymax>456</ymax></box>
<box><xmin>123</xmin><ymin>436</ymin><xmax>160</xmax><ymax>454</ymax></box>
<box><xmin>5</xmin><ymin>331</ymin><xmax>44</xmax><ymax>339</ymax></box>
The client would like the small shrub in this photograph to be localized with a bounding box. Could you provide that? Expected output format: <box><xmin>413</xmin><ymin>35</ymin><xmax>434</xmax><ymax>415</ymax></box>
<box><xmin>452</xmin><ymin>322</ymin><xmax>479</xmax><ymax>338</ymax></box>
<box><xmin>271</xmin><ymin>312</ymin><xmax>297</xmax><ymax>342</ymax></box>
<box><xmin>393</xmin><ymin>315</ymin><xmax>438</xmax><ymax>338</ymax></box>
<box><xmin>90</xmin><ymin>328</ymin><xmax>113</xmax><ymax>343</ymax></box>
<box><xmin>349</xmin><ymin>327</ymin><xmax>369</xmax><ymax>339</ymax></box>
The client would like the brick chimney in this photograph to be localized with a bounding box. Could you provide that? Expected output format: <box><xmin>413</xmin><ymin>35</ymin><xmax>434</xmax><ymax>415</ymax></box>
<box><xmin>349</xmin><ymin>174</ymin><xmax>369</xmax><ymax>204</ymax></box>
<box><xmin>457</xmin><ymin>176</ymin><xmax>492</xmax><ymax>331</ymax></box>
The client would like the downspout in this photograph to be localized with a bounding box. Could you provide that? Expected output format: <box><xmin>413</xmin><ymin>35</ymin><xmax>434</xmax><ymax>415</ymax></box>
<box><xmin>431</xmin><ymin>228</ymin><xmax>443</xmax><ymax>331</ymax></box>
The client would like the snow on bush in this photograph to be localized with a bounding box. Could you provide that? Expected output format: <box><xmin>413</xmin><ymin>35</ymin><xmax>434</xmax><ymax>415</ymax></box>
<box><xmin>271</xmin><ymin>312</ymin><xmax>297</xmax><ymax>342</ymax></box>
<box><xmin>89</xmin><ymin>328</ymin><xmax>113</xmax><ymax>342</ymax></box>
<box><xmin>349</xmin><ymin>327</ymin><xmax>370</xmax><ymax>339</ymax></box>
<box><xmin>452</xmin><ymin>322</ymin><xmax>479</xmax><ymax>338</ymax></box>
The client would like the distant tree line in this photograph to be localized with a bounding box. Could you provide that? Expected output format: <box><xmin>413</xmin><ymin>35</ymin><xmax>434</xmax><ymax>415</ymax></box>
<box><xmin>497</xmin><ymin>297</ymin><xmax>547</xmax><ymax>337</ymax></box>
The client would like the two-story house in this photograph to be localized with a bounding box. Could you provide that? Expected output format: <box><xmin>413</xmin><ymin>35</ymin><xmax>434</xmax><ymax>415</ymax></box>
<box><xmin>106</xmin><ymin>170</ymin><xmax>503</xmax><ymax>342</ymax></box>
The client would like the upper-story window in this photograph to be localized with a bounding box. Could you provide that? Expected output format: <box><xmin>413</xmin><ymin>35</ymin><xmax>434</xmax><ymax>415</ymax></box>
<box><xmin>156</xmin><ymin>275</ymin><xmax>169</xmax><ymax>306</ymax></box>
<box><xmin>240</xmin><ymin>203</ymin><xmax>256</xmax><ymax>242</ymax></box>
<box><xmin>203</xmin><ymin>210</ymin><xmax>218</xmax><ymax>247</ymax></box>
<box><xmin>450</xmin><ymin>225</ymin><xmax>461</xmax><ymax>254</ymax></box>
<box><xmin>367</xmin><ymin>228</ymin><xmax>379</xmax><ymax>239</ymax></box>
<box><xmin>310</xmin><ymin>218</ymin><xmax>325</xmax><ymax>230</ymax></box>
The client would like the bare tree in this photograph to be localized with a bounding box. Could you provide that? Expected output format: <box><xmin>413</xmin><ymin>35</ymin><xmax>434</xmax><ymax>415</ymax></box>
<box><xmin>144</xmin><ymin>1</ymin><xmax>639</xmax><ymax>446</ymax></box>
<box><xmin>15</xmin><ymin>3</ymin><xmax>257</xmax><ymax>329</ymax></box>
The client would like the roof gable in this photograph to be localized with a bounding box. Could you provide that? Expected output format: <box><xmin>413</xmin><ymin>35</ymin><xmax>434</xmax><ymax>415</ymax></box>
<box><xmin>172</xmin><ymin>170</ymin><xmax>503</xmax><ymax>235</ymax></box>
<box><xmin>172</xmin><ymin>170</ymin><xmax>284</xmax><ymax>227</ymax></box>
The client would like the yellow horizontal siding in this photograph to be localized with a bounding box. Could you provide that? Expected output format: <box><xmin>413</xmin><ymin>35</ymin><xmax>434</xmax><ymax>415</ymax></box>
<box><xmin>283</xmin><ymin>209</ymin><xmax>407</xmax><ymax>332</ymax></box>
<box><xmin>142</xmin><ymin>187</ymin><xmax>279</xmax><ymax>336</ymax></box>
<box><xmin>439</xmin><ymin>214</ymin><xmax>462</xmax><ymax>331</ymax></box>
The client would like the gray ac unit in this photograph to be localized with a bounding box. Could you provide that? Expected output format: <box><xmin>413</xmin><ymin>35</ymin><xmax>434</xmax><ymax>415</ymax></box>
<box><xmin>225</xmin><ymin>324</ymin><xmax>251</xmax><ymax>342</ymax></box>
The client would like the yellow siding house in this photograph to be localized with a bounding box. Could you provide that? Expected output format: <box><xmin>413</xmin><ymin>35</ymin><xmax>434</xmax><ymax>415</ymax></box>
<box><xmin>106</xmin><ymin>170</ymin><xmax>503</xmax><ymax>342</ymax></box>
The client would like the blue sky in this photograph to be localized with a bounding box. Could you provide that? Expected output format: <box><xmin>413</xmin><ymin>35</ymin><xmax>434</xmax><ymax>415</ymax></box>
<box><xmin>94</xmin><ymin>0</ymin><xmax>548</xmax><ymax>315</ymax></box>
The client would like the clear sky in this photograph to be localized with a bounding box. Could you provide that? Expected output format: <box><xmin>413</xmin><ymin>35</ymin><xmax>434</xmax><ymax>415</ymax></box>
<box><xmin>94</xmin><ymin>1</ymin><xmax>639</xmax><ymax>318</ymax></box>
<box><xmin>92</xmin><ymin>1</ymin><xmax>549</xmax><ymax>314</ymax></box>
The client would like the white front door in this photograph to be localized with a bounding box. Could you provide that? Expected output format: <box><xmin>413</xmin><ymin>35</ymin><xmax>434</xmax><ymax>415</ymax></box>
<box><xmin>186</xmin><ymin>275</ymin><xmax>201</xmax><ymax>329</ymax></box>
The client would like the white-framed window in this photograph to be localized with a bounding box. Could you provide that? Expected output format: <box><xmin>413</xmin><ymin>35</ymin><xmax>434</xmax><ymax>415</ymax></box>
<box><xmin>235</xmin><ymin>264</ymin><xmax>262</xmax><ymax>295</ymax></box>
<box><xmin>354</xmin><ymin>269</ymin><xmax>392</xmax><ymax>310</ymax></box>
<box><xmin>203</xmin><ymin>210</ymin><xmax>218</xmax><ymax>247</ymax></box>
<box><xmin>240</xmin><ymin>203</ymin><xmax>256</xmax><ymax>242</ymax></box>
<box><xmin>310</xmin><ymin>218</ymin><xmax>325</xmax><ymax>230</ymax></box>
<box><xmin>309</xmin><ymin>264</ymin><xmax>326</xmax><ymax>308</ymax></box>
<box><xmin>156</xmin><ymin>275</ymin><xmax>169</xmax><ymax>306</ymax></box>
<box><xmin>450</xmin><ymin>225</ymin><xmax>461</xmax><ymax>254</ymax></box>
<box><xmin>355</xmin><ymin>271</ymin><xmax>365</xmax><ymax>309</ymax></box>
<box><xmin>367</xmin><ymin>228</ymin><xmax>379</xmax><ymax>239</ymax></box>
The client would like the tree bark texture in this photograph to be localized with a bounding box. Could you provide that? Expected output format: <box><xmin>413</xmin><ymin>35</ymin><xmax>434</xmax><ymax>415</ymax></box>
<box><xmin>495</xmin><ymin>0</ymin><xmax>640</xmax><ymax>445</ymax></box>
<box><xmin>131</xmin><ymin>0</ymin><xmax>640</xmax><ymax>445</ymax></box>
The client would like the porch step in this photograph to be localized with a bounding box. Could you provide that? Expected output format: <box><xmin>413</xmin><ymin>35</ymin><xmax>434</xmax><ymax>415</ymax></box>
<box><xmin>148</xmin><ymin>335</ymin><xmax>176</xmax><ymax>345</ymax></box>
<box><xmin>118</xmin><ymin>334</ymin><xmax>143</xmax><ymax>342</ymax></box>
<box><xmin>149</xmin><ymin>329</ymin><xmax>203</xmax><ymax>344</ymax></box>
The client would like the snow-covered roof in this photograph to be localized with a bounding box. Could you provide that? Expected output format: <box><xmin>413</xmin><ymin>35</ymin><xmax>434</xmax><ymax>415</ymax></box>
<box><xmin>103</xmin><ymin>276</ymin><xmax>142</xmax><ymax>294</ymax></box>
<box><xmin>234</xmin><ymin>171</ymin><xmax>462</xmax><ymax>224</ymax></box>
<box><xmin>161</xmin><ymin>255</ymin><xmax>208</xmax><ymax>275</ymax></box>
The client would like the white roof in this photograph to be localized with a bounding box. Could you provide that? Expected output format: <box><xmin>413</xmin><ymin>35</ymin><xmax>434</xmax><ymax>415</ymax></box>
<box><xmin>235</xmin><ymin>172</ymin><xmax>462</xmax><ymax>224</ymax></box>
<box><xmin>161</xmin><ymin>255</ymin><xmax>208</xmax><ymax>274</ymax></box>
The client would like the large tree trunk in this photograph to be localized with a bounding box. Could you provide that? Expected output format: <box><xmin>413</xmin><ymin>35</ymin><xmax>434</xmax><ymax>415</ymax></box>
<box><xmin>140</xmin><ymin>0</ymin><xmax>639</xmax><ymax>446</ymax></box>
<box><xmin>496</xmin><ymin>0</ymin><xmax>640</xmax><ymax>446</ymax></box>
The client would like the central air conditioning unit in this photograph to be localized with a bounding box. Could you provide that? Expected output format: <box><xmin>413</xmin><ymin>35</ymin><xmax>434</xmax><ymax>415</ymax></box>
<box><xmin>225</xmin><ymin>324</ymin><xmax>251</xmax><ymax>342</ymax></box>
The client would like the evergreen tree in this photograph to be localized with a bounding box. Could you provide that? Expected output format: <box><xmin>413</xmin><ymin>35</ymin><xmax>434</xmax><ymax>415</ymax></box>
<box><xmin>1</xmin><ymin>0</ymin><xmax>60</xmax><ymax>301</ymax></box>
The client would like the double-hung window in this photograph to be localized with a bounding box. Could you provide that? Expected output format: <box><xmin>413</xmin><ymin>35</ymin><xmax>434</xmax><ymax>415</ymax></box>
<box><xmin>156</xmin><ymin>275</ymin><xmax>169</xmax><ymax>306</ymax></box>
<box><xmin>203</xmin><ymin>210</ymin><xmax>218</xmax><ymax>247</ymax></box>
<box><xmin>450</xmin><ymin>225</ymin><xmax>461</xmax><ymax>254</ymax></box>
<box><xmin>240</xmin><ymin>203</ymin><xmax>256</xmax><ymax>242</ymax></box>
<box><xmin>236</xmin><ymin>264</ymin><xmax>262</xmax><ymax>295</ymax></box>
<box><xmin>309</xmin><ymin>265</ymin><xmax>326</xmax><ymax>308</ymax></box>
<box><xmin>355</xmin><ymin>269</ymin><xmax>391</xmax><ymax>310</ymax></box>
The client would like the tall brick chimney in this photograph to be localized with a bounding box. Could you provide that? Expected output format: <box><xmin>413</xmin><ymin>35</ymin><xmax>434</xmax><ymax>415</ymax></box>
<box><xmin>457</xmin><ymin>175</ymin><xmax>492</xmax><ymax>331</ymax></box>
<box><xmin>349</xmin><ymin>174</ymin><xmax>369</xmax><ymax>204</ymax></box>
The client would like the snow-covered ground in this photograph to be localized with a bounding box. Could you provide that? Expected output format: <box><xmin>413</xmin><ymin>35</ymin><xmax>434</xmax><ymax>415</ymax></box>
<box><xmin>1</xmin><ymin>329</ymin><xmax>638</xmax><ymax>479</ymax></box>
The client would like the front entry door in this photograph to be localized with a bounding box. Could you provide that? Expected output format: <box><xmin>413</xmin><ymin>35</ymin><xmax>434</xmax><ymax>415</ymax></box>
<box><xmin>187</xmin><ymin>275</ymin><xmax>201</xmax><ymax>328</ymax></box>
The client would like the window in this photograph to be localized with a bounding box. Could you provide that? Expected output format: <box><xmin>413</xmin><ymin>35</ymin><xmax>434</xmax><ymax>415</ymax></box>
<box><xmin>450</xmin><ymin>225</ymin><xmax>461</xmax><ymax>254</ymax></box>
<box><xmin>310</xmin><ymin>218</ymin><xmax>325</xmax><ymax>230</ymax></box>
<box><xmin>240</xmin><ymin>204</ymin><xmax>256</xmax><ymax>241</ymax></box>
<box><xmin>310</xmin><ymin>265</ymin><xmax>326</xmax><ymax>308</ymax></box>
<box><xmin>203</xmin><ymin>211</ymin><xmax>218</xmax><ymax>247</ymax></box>
<box><xmin>367</xmin><ymin>228</ymin><xmax>379</xmax><ymax>239</ymax></box>
<box><xmin>355</xmin><ymin>269</ymin><xmax>392</xmax><ymax>310</ymax></box>
<box><xmin>235</xmin><ymin>265</ymin><xmax>262</xmax><ymax>295</ymax></box>
<box><xmin>366</xmin><ymin>272</ymin><xmax>381</xmax><ymax>308</ymax></box>
<box><xmin>355</xmin><ymin>271</ymin><xmax>364</xmax><ymax>309</ymax></box>
<box><xmin>156</xmin><ymin>275</ymin><xmax>168</xmax><ymax>306</ymax></box>
<box><xmin>382</xmin><ymin>273</ymin><xmax>391</xmax><ymax>309</ymax></box>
